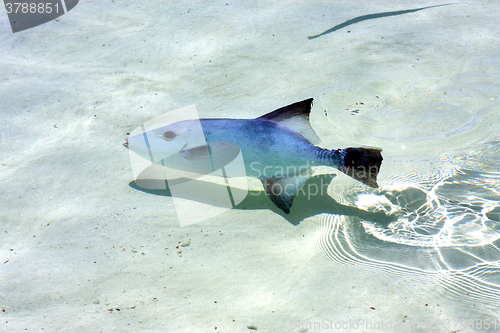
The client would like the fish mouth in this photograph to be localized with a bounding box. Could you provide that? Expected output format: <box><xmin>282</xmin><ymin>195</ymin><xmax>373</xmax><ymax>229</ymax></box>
<box><xmin>123</xmin><ymin>137</ymin><xmax>129</xmax><ymax>148</ymax></box>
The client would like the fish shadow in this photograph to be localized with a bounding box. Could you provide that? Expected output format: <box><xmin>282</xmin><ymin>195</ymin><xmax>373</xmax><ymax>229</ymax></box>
<box><xmin>129</xmin><ymin>174</ymin><xmax>394</xmax><ymax>226</ymax></box>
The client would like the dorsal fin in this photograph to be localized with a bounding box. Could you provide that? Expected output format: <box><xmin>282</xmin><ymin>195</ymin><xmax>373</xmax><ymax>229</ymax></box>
<box><xmin>258</xmin><ymin>98</ymin><xmax>320</xmax><ymax>144</ymax></box>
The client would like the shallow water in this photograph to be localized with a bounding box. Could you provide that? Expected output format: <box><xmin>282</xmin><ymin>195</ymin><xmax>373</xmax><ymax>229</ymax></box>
<box><xmin>1</xmin><ymin>1</ymin><xmax>500</xmax><ymax>332</ymax></box>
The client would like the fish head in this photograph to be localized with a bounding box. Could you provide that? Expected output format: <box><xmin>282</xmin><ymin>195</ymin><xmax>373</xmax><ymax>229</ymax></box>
<box><xmin>123</xmin><ymin>119</ymin><xmax>207</xmax><ymax>162</ymax></box>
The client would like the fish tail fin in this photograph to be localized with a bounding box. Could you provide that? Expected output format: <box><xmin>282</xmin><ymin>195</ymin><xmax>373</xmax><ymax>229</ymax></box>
<box><xmin>338</xmin><ymin>147</ymin><xmax>383</xmax><ymax>188</ymax></box>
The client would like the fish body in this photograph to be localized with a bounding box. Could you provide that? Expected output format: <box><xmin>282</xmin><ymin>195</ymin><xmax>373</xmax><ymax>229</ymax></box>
<box><xmin>198</xmin><ymin>118</ymin><xmax>338</xmax><ymax>179</ymax></box>
<box><xmin>125</xmin><ymin>99</ymin><xmax>382</xmax><ymax>213</ymax></box>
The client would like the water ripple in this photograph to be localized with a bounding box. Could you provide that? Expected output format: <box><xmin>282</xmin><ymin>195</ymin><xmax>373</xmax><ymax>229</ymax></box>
<box><xmin>313</xmin><ymin>73</ymin><xmax>500</xmax><ymax>311</ymax></box>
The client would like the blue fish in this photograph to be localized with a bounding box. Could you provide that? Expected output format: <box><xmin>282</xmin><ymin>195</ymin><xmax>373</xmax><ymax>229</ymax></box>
<box><xmin>124</xmin><ymin>99</ymin><xmax>382</xmax><ymax>213</ymax></box>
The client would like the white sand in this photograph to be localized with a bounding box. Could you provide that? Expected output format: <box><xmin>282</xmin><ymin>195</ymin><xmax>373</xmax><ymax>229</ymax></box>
<box><xmin>1</xmin><ymin>0</ymin><xmax>499</xmax><ymax>332</ymax></box>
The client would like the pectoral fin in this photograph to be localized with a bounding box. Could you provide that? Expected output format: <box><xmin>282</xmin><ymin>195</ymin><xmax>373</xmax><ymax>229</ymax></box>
<box><xmin>162</xmin><ymin>142</ymin><xmax>241</xmax><ymax>174</ymax></box>
<box><xmin>261</xmin><ymin>171</ymin><xmax>312</xmax><ymax>214</ymax></box>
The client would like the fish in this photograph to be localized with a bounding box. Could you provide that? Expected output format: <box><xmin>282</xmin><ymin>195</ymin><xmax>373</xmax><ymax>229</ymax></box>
<box><xmin>307</xmin><ymin>4</ymin><xmax>451</xmax><ymax>39</ymax></box>
<box><xmin>124</xmin><ymin>98</ymin><xmax>382</xmax><ymax>214</ymax></box>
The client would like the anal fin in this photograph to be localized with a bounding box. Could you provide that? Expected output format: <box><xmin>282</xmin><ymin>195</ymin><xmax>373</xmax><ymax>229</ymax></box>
<box><xmin>261</xmin><ymin>170</ymin><xmax>312</xmax><ymax>214</ymax></box>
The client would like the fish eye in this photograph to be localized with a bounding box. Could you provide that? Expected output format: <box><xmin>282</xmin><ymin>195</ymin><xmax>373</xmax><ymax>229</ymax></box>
<box><xmin>163</xmin><ymin>131</ymin><xmax>176</xmax><ymax>140</ymax></box>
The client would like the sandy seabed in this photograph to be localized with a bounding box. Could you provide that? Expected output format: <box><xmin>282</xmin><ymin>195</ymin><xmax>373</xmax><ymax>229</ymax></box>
<box><xmin>1</xmin><ymin>1</ymin><xmax>500</xmax><ymax>332</ymax></box>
